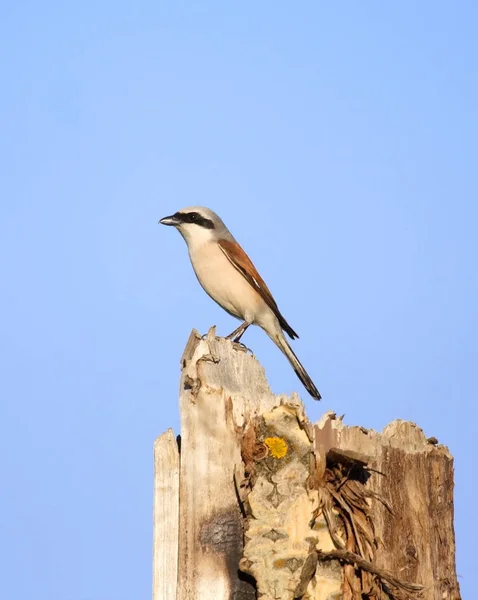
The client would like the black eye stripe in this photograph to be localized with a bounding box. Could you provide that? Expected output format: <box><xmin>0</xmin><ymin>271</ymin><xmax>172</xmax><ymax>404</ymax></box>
<box><xmin>175</xmin><ymin>212</ymin><xmax>215</xmax><ymax>230</ymax></box>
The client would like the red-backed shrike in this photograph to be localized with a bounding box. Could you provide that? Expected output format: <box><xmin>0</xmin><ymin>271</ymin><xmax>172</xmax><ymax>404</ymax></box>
<box><xmin>159</xmin><ymin>207</ymin><xmax>321</xmax><ymax>400</ymax></box>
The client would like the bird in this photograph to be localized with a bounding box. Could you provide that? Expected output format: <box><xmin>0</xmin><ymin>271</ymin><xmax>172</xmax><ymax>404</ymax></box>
<box><xmin>159</xmin><ymin>206</ymin><xmax>321</xmax><ymax>400</ymax></box>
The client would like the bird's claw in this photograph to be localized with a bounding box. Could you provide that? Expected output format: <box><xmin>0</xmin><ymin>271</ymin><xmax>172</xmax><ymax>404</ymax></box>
<box><xmin>231</xmin><ymin>340</ymin><xmax>254</xmax><ymax>354</ymax></box>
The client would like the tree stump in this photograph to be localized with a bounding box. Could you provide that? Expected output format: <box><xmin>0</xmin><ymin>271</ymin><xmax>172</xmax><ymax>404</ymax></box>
<box><xmin>152</xmin><ymin>329</ymin><xmax>461</xmax><ymax>600</ymax></box>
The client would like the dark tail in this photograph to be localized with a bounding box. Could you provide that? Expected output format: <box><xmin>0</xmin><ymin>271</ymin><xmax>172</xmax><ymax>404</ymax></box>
<box><xmin>273</xmin><ymin>333</ymin><xmax>321</xmax><ymax>401</ymax></box>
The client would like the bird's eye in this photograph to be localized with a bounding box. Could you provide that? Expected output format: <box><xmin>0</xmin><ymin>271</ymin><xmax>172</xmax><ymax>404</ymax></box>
<box><xmin>189</xmin><ymin>213</ymin><xmax>198</xmax><ymax>222</ymax></box>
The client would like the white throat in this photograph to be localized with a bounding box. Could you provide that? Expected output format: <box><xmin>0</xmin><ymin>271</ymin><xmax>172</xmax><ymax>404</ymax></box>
<box><xmin>177</xmin><ymin>223</ymin><xmax>217</xmax><ymax>252</ymax></box>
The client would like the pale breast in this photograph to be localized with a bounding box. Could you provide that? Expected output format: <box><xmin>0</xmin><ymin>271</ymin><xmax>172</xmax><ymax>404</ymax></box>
<box><xmin>188</xmin><ymin>241</ymin><xmax>265</xmax><ymax>321</ymax></box>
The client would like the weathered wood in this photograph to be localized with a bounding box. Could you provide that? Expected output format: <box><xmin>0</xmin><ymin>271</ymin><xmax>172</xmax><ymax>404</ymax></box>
<box><xmin>153</xmin><ymin>331</ymin><xmax>461</xmax><ymax>600</ymax></box>
<box><xmin>239</xmin><ymin>401</ymin><xmax>320</xmax><ymax>600</ymax></box>
<box><xmin>314</xmin><ymin>412</ymin><xmax>461</xmax><ymax>600</ymax></box>
<box><xmin>177</xmin><ymin>327</ymin><xmax>282</xmax><ymax>600</ymax></box>
<box><xmin>152</xmin><ymin>429</ymin><xmax>179</xmax><ymax>600</ymax></box>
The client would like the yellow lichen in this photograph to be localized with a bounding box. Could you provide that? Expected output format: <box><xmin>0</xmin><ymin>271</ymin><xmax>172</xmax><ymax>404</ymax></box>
<box><xmin>264</xmin><ymin>436</ymin><xmax>288</xmax><ymax>459</ymax></box>
<box><xmin>273</xmin><ymin>558</ymin><xmax>287</xmax><ymax>569</ymax></box>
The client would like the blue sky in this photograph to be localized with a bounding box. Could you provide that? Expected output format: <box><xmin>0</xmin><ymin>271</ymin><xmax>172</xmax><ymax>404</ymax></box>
<box><xmin>1</xmin><ymin>1</ymin><xmax>476</xmax><ymax>597</ymax></box>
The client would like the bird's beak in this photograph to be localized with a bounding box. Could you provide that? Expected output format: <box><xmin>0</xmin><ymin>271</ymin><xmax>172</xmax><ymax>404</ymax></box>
<box><xmin>159</xmin><ymin>214</ymin><xmax>180</xmax><ymax>226</ymax></box>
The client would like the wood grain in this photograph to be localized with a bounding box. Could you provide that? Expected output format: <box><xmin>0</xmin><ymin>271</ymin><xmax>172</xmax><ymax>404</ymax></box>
<box><xmin>153</xmin><ymin>429</ymin><xmax>179</xmax><ymax>600</ymax></box>
<box><xmin>152</xmin><ymin>331</ymin><xmax>461</xmax><ymax>600</ymax></box>
<box><xmin>177</xmin><ymin>327</ymin><xmax>281</xmax><ymax>600</ymax></box>
<box><xmin>315</xmin><ymin>413</ymin><xmax>461</xmax><ymax>600</ymax></box>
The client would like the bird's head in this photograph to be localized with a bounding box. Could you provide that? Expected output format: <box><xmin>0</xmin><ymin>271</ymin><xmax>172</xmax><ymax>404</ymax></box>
<box><xmin>159</xmin><ymin>206</ymin><xmax>230</xmax><ymax>247</ymax></box>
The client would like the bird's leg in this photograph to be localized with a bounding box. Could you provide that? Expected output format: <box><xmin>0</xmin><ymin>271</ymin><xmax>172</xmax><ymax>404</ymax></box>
<box><xmin>226</xmin><ymin>321</ymin><xmax>251</xmax><ymax>343</ymax></box>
